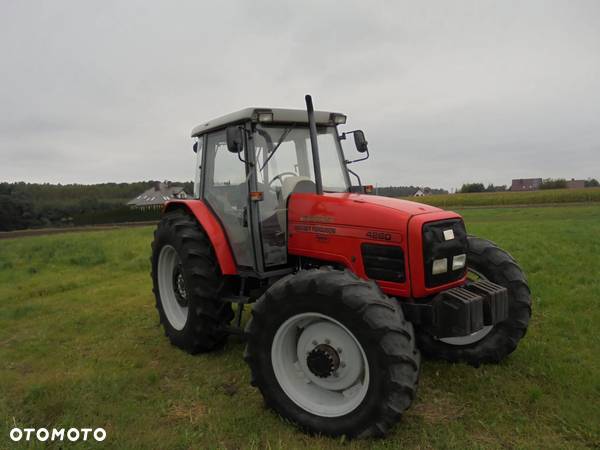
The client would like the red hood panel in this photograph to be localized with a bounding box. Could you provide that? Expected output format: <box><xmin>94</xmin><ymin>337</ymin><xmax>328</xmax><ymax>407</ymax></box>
<box><xmin>325</xmin><ymin>193</ymin><xmax>441</xmax><ymax>215</ymax></box>
<box><xmin>287</xmin><ymin>192</ymin><xmax>442</xmax><ymax>231</ymax></box>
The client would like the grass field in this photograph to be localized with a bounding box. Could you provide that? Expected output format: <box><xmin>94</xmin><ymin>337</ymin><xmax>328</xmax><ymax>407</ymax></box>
<box><xmin>1</xmin><ymin>205</ymin><xmax>599</xmax><ymax>449</ymax></box>
<box><xmin>400</xmin><ymin>187</ymin><xmax>600</xmax><ymax>208</ymax></box>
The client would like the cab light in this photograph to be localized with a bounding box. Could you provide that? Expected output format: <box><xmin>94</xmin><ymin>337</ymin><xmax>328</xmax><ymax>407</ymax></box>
<box><xmin>257</xmin><ymin>112</ymin><xmax>273</xmax><ymax>122</ymax></box>
<box><xmin>250</xmin><ymin>191</ymin><xmax>264</xmax><ymax>201</ymax></box>
<box><xmin>330</xmin><ymin>113</ymin><xmax>347</xmax><ymax>125</ymax></box>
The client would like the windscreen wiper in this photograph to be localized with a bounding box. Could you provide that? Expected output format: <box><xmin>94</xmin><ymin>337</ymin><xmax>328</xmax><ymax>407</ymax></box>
<box><xmin>259</xmin><ymin>124</ymin><xmax>295</xmax><ymax>171</ymax></box>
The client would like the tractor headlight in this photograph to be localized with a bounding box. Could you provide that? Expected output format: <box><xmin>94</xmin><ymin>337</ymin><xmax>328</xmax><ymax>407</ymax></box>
<box><xmin>452</xmin><ymin>254</ymin><xmax>467</xmax><ymax>271</ymax></box>
<box><xmin>432</xmin><ymin>258</ymin><xmax>448</xmax><ymax>275</ymax></box>
<box><xmin>422</xmin><ymin>219</ymin><xmax>468</xmax><ymax>287</ymax></box>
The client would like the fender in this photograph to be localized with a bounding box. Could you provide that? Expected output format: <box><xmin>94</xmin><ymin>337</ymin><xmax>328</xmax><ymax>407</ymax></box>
<box><xmin>163</xmin><ymin>199</ymin><xmax>238</xmax><ymax>275</ymax></box>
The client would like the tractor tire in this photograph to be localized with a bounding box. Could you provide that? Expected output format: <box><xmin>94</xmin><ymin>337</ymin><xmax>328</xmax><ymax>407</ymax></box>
<box><xmin>244</xmin><ymin>267</ymin><xmax>420</xmax><ymax>438</ymax></box>
<box><xmin>151</xmin><ymin>209</ymin><xmax>234</xmax><ymax>354</ymax></box>
<box><xmin>416</xmin><ymin>236</ymin><xmax>531</xmax><ymax>366</ymax></box>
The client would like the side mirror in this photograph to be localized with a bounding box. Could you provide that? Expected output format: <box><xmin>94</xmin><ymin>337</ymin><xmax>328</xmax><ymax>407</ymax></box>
<box><xmin>226</xmin><ymin>126</ymin><xmax>244</xmax><ymax>153</ymax></box>
<box><xmin>192</xmin><ymin>141</ymin><xmax>198</xmax><ymax>153</ymax></box>
<box><xmin>354</xmin><ymin>130</ymin><xmax>368</xmax><ymax>153</ymax></box>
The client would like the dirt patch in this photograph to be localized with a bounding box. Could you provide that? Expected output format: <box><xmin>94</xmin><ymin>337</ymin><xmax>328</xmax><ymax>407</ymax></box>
<box><xmin>166</xmin><ymin>401</ymin><xmax>206</xmax><ymax>424</ymax></box>
<box><xmin>407</xmin><ymin>388</ymin><xmax>467</xmax><ymax>424</ymax></box>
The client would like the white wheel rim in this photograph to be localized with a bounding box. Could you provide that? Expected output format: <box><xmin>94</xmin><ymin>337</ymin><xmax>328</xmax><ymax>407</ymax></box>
<box><xmin>438</xmin><ymin>268</ymin><xmax>494</xmax><ymax>345</ymax></box>
<box><xmin>157</xmin><ymin>245</ymin><xmax>188</xmax><ymax>331</ymax></box>
<box><xmin>271</xmin><ymin>312</ymin><xmax>370</xmax><ymax>418</ymax></box>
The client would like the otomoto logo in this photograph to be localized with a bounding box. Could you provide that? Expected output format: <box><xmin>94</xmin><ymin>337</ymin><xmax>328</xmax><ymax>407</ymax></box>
<box><xmin>9</xmin><ymin>427</ymin><xmax>107</xmax><ymax>443</ymax></box>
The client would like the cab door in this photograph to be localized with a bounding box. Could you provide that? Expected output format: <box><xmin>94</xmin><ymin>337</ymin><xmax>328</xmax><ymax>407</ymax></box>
<box><xmin>252</xmin><ymin>126</ymin><xmax>315</xmax><ymax>269</ymax></box>
<box><xmin>202</xmin><ymin>128</ymin><xmax>255</xmax><ymax>269</ymax></box>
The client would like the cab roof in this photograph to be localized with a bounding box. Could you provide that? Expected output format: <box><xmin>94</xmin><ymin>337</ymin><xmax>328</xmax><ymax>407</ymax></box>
<box><xmin>190</xmin><ymin>107</ymin><xmax>345</xmax><ymax>137</ymax></box>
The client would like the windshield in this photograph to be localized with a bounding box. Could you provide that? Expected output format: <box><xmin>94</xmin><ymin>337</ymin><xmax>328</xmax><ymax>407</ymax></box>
<box><xmin>253</xmin><ymin>125</ymin><xmax>349</xmax><ymax>192</ymax></box>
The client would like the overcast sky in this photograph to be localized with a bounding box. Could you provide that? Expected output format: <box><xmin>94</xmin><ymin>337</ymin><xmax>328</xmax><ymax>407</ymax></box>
<box><xmin>1</xmin><ymin>0</ymin><xmax>599</xmax><ymax>190</ymax></box>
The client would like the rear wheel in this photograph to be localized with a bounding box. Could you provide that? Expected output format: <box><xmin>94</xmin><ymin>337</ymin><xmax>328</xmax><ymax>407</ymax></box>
<box><xmin>416</xmin><ymin>236</ymin><xmax>531</xmax><ymax>366</ymax></box>
<box><xmin>244</xmin><ymin>268</ymin><xmax>420</xmax><ymax>438</ymax></box>
<box><xmin>151</xmin><ymin>210</ymin><xmax>234</xmax><ymax>353</ymax></box>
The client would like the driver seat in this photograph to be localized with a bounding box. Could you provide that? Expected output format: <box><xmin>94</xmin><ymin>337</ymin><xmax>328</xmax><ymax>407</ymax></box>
<box><xmin>281</xmin><ymin>176</ymin><xmax>315</xmax><ymax>200</ymax></box>
<box><xmin>276</xmin><ymin>176</ymin><xmax>316</xmax><ymax>230</ymax></box>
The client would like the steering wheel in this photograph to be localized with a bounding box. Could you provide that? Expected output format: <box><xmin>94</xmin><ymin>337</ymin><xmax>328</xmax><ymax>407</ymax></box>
<box><xmin>268</xmin><ymin>172</ymin><xmax>297</xmax><ymax>187</ymax></box>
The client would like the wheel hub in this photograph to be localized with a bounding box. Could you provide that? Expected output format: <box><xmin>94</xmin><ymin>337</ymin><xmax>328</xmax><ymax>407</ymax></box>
<box><xmin>306</xmin><ymin>344</ymin><xmax>340</xmax><ymax>378</ymax></box>
<box><xmin>172</xmin><ymin>265</ymin><xmax>188</xmax><ymax>307</ymax></box>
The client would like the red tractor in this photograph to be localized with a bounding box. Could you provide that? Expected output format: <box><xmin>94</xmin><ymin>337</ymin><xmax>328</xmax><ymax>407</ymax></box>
<box><xmin>151</xmin><ymin>95</ymin><xmax>531</xmax><ymax>438</ymax></box>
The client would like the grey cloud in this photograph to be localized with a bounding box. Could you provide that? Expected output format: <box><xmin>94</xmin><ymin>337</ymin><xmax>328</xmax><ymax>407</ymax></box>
<box><xmin>1</xmin><ymin>0</ymin><xmax>599</xmax><ymax>187</ymax></box>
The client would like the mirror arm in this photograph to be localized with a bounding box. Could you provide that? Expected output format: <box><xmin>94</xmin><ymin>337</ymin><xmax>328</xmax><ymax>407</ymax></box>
<box><xmin>345</xmin><ymin>149</ymin><xmax>370</xmax><ymax>165</ymax></box>
<box><xmin>340</xmin><ymin>130</ymin><xmax>361</xmax><ymax>139</ymax></box>
<box><xmin>346</xmin><ymin>166</ymin><xmax>363</xmax><ymax>187</ymax></box>
<box><xmin>237</xmin><ymin>151</ymin><xmax>252</xmax><ymax>166</ymax></box>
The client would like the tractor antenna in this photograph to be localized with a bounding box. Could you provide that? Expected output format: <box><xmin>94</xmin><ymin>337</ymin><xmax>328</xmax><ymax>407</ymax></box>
<box><xmin>305</xmin><ymin>94</ymin><xmax>323</xmax><ymax>195</ymax></box>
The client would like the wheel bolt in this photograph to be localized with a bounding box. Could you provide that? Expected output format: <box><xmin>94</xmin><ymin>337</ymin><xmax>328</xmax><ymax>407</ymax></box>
<box><xmin>337</xmin><ymin>347</ymin><xmax>342</xmax><ymax>354</ymax></box>
<box><xmin>340</xmin><ymin>362</ymin><xmax>346</xmax><ymax>368</ymax></box>
<box><xmin>333</xmin><ymin>371</ymin><xmax>339</xmax><ymax>378</ymax></box>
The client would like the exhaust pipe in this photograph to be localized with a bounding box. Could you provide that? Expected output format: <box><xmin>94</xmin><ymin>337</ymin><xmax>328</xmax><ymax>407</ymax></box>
<box><xmin>305</xmin><ymin>94</ymin><xmax>323</xmax><ymax>195</ymax></box>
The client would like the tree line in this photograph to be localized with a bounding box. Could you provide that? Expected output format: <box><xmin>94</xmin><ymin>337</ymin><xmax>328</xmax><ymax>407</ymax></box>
<box><xmin>459</xmin><ymin>178</ymin><xmax>599</xmax><ymax>193</ymax></box>
<box><xmin>375</xmin><ymin>186</ymin><xmax>448</xmax><ymax>197</ymax></box>
<box><xmin>0</xmin><ymin>181</ymin><xmax>450</xmax><ymax>231</ymax></box>
<box><xmin>4</xmin><ymin>177</ymin><xmax>596</xmax><ymax>232</ymax></box>
<box><xmin>0</xmin><ymin>181</ymin><xmax>193</xmax><ymax>231</ymax></box>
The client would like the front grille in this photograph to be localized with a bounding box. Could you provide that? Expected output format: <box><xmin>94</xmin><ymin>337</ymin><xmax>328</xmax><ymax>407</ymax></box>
<box><xmin>361</xmin><ymin>243</ymin><xmax>405</xmax><ymax>283</ymax></box>
<box><xmin>422</xmin><ymin>219</ymin><xmax>468</xmax><ymax>288</ymax></box>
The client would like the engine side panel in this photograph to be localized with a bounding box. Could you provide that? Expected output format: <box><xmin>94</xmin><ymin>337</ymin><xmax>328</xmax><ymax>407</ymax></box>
<box><xmin>163</xmin><ymin>199</ymin><xmax>238</xmax><ymax>275</ymax></box>
<box><xmin>287</xmin><ymin>193</ymin><xmax>412</xmax><ymax>296</ymax></box>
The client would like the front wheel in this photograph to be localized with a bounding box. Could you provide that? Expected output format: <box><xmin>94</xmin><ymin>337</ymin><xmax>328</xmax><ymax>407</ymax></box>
<box><xmin>416</xmin><ymin>236</ymin><xmax>532</xmax><ymax>366</ymax></box>
<box><xmin>244</xmin><ymin>268</ymin><xmax>420</xmax><ymax>438</ymax></box>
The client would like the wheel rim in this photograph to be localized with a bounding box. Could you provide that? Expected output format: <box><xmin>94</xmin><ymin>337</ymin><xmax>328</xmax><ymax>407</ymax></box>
<box><xmin>271</xmin><ymin>312</ymin><xmax>370</xmax><ymax>418</ymax></box>
<box><xmin>157</xmin><ymin>245</ymin><xmax>189</xmax><ymax>331</ymax></box>
<box><xmin>438</xmin><ymin>268</ymin><xmax>494</xmax><ymax>346</ymax></box>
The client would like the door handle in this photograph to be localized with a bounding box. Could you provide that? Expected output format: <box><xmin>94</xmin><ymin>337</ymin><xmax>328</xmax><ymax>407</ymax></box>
<box><xmin>242</xmin><ymin>207</ymin><xmax>248</xmax><ymax>227</ymax></box>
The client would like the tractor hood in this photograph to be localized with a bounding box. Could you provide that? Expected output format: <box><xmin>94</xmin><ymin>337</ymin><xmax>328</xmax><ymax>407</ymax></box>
<box><xmin>287</xmin><ymin>192</ymin><xmax>445</xmax><ymax>232</ymax></box>
<box><xmin>326</xmin><ymin>193</ymin><xmax>442</xmax><ymax>216</ymax></box>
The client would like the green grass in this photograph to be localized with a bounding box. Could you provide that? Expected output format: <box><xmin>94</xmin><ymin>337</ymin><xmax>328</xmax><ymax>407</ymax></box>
<box><xmin>403</xmin><ymin>187</ymin><xmax>600</xmax><ymax>208</ymax></box>
<box><xmin>1</xmin><ymin>206</ymin><xmax>599</xmax><ymax>449</ymax></box>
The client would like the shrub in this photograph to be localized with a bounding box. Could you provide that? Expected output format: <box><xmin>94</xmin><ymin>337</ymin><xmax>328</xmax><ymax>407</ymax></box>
<box><xmin>585</xmin><ymin>178</ymin><xmax>599</xmax><ymax>188</ymax></box>
<box><xmin>460</xmin><ymin>183</ymin><xmax>486</xmax><ymax>193</ymax></box>
<box><xmin>540</xmin><ymin>178</ymin><xmax>567</xmax><ymax>190</ymax></box>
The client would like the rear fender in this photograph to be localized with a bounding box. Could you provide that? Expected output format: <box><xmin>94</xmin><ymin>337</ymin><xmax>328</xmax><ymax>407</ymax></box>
<box><xmin>163</xmin><ymin>200</ymin><xmax>237</xmax><ymax>275</ymax></box>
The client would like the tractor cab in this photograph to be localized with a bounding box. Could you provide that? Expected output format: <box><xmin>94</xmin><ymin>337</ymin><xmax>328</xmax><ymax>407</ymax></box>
<box><xmin>190</xmin><ymin>105</ymin><xmax>364</xmax><ymax>275</ymax></box>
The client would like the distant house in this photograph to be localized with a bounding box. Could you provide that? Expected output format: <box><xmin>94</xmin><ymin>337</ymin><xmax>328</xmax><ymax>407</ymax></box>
<box><xmin>566</xmin><ymin>179</ymin><xmax>585</xmax><ymax>189</ymax></box>
<box><xmin>413</xmin><ymin>187</ymin><xmax>431</xmax><ymax>197</ymax></box>
<box><xmin>127</xmin><ymin>182</ymin><xmax>189</xmax><ymax>210</ymax></box>
<box><xmin>511</xmin><ymin>178</ymin><xmax>542</xmax><ymax>191</ymax></box>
